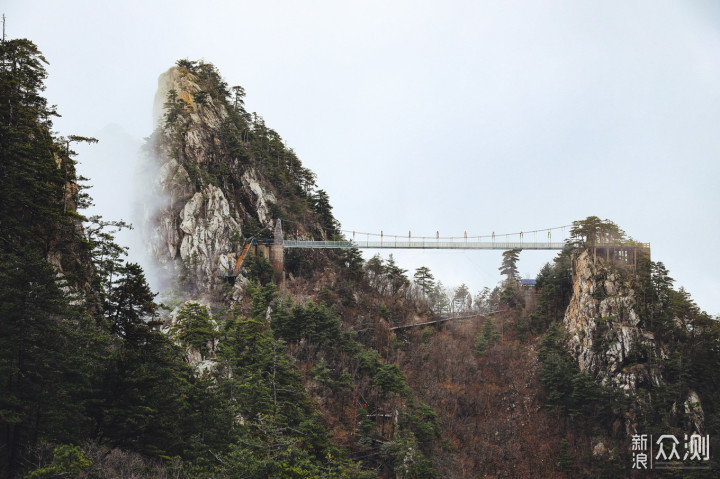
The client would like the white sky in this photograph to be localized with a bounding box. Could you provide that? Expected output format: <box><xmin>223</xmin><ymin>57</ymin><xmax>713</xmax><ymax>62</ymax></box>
<box><xmin>5</xmin><ymin>1</ymin><xmax>720</xmax><ymax>314</ymax></box>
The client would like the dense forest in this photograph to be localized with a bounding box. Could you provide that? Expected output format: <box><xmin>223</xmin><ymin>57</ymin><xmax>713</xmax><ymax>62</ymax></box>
<box><xmin>2</xmin><ymin>35</ymin><xmax>720</xmax><ymax>479</ymax></box>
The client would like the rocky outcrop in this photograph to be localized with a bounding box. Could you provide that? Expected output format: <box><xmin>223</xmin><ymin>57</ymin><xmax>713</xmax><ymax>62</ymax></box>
<box><xmin>140</xmin><ymin>66</ymin><xmax>279</xmax><ymax>294</ymax></box>
<box><xmin>241</xmin><ymin>168</ymin><xmax>276</xmax><ymax>225</ymax></box>
<box><xmin>178</xmin><ymin>184</ymin><xmax>240</xmax><ymax>286</ymax></box>
<box><xmin>563</xmin><ymin>250</ymin><xmax>664</xmax><ymax>393</ymax></box>
<box><xmin>684</xmin><ymin>390</ymin><xmax>705</xmax><ymax>434</ymax></box>
<box><xmin>560</xmin><ymin>248</ymin><xmax>709</xmax><ymax>436</ymax></box>
<box><xmin>153</xmin><ymin>66</ymin><xmax>226</xmax><ymax>135</ymax></box>
<box><xmin>146</xmin><ymin>158</ymin><xmax>193</xmax><ymax>265</ymax></box>
<box><xmin>162</xmin><ymin>301</ymin><xmax>218</xmax><ymax>374</ymax></box>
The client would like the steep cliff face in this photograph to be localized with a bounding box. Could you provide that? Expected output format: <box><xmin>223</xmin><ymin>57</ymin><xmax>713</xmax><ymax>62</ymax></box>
<box><xmin>563</xmin><ymin>250</ymin><xmax>662</xmax><ymax>393</ymax></box>
<box><xmin>139</xmin><ymin>66</ymin><xmax>279</xmax><ymax>294</ymax></box>
<box><xmin>562</xmin><ymin>249</ymin><xmax>709</xmax><ymax>435</ymax></box>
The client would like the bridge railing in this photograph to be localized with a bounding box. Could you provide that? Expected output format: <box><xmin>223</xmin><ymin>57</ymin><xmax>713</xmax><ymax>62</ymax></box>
<box><xmin>282</xmin><ymin>240</ymin><xmax>568</xmax><ymax>250</ymax></box>
<box><xmin>585</xmin><ymin>241</ymin><xmax>651</xmax><ymax>249</ymax></box>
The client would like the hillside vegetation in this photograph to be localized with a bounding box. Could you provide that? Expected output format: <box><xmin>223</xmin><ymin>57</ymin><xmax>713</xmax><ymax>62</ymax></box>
<box><xmin>2</xmin><ymin>39</ymin><xmax>719</xmax><ymax>479</ymax></box>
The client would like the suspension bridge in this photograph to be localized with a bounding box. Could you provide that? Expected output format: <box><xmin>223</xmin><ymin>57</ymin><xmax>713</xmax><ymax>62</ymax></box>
<box><xmin>226</xmin><ymin>220</ymin><xmax>650</xmax><ymax>282</ymax></box>
<box><xmin>281</xmin><ymin>220</ymin><xmax>572</xmax><ymax>251</ymax></box>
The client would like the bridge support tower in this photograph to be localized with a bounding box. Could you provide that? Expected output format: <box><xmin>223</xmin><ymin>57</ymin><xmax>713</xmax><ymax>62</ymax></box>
<box><xmin>270</xmin><ymin>219</ymin><xmax>284</xmax><ymax>284</ymax></box>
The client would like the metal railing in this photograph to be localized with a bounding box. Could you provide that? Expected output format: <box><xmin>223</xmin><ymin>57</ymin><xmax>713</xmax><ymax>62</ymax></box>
<box><xmin>283</xmin><ymin>240</ymin><xmax>567</xmax><ymax>250</ymax></box>
<box><xmin>585</xmin><ymin>241</ymin><xmax>651</xmax><ymax>249</ymax></box>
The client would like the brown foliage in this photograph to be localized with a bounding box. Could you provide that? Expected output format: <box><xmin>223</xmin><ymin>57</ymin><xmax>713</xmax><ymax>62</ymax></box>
<box><xmin>396</xmin><ymin>317</ymin><xmax>569</xmax><ymax>478</ymax></box>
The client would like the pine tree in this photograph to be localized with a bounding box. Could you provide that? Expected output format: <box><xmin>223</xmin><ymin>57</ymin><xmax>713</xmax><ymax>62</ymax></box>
<box><xmin>214</xmin><ymin>287</ymin><xmax>359</xmax><ymax>476</ymax></box>
<box><xmin>98</xmin><ymin>262</ymin><xmax>198</xmax><ymax>457</ymax></box>
<box><xmin>499</xmin><ymin>248</ymin><xmax>522</xmax><ymax>282</ymax></box>
<box><xmin>475</xmin><ymin>318</ymin><xmax>501</xmax><ymax>354</ymax></box>
<box><xmin>0</xmin><ymin>37</ymin><xmax>105</xmax><ymax>474</ymax></box>
<box><xmin>174</xmin><ymin>302</ymin><xmax>215</xmax><ymax>359</ymax></box>
<box><xmin>386</xmin><ymin>254</ymin><xmax>409</xmax><ymax>296</ymax></box>
<box><xmin>453</xmin><ymin>283</ymin><xmax>470</xmax><ymax>312</ymax></box>
<box><xmin>429</xmin><ymin>282</ymin><xmax>450</xmax><ymax>313</ymax></box>
<box><xmin>413</xmin><ymin>266</ymin><xmax>435</xmax><ymax>296</ymax></box>
<box><xmin>568</xmin><ymin>216</ymin><xmax>625</xmax><ymax>246</ymax></box>
<box><xmin>557</xmin><ymin>438</ymin><xmax>574</xmax><ymax>473</ymax></box>
<box><xmin>310</xmin><ymin>189</ymin><xmax>339</xmax><ymax>236</ymax></box>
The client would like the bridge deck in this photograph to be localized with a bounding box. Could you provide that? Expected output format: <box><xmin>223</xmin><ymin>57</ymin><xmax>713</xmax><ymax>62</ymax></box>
<box><xmin>283</xmin><ymin>240</ymin><xmax>567</xmax><ymax>250</ymax></box>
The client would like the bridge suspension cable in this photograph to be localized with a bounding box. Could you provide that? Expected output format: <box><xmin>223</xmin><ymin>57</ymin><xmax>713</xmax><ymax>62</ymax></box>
<box><xmin>280</xmin><ymin>217</ymin><xmax>572</xmax><ymax>242</ymax></box>
<box><xmin>337</xmin><ymin>224</ymin><xmax>572</xmax><ymax>243</ymax></box>
<box><xmin>280</xmin><ymin>218</ymin><xmax>573</xmax><ymax>250</ymax></box>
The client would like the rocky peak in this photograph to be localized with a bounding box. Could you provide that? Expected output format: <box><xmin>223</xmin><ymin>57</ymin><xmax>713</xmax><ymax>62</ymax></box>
<box><xmin>563</xmin><ymin>249</ymin><xmax>663</xmax><ymax>393</ymax></box>
<box><xmin>153</xmin><ymin>66</ymin><xmax>226</xmax><ymax>136</ymax></box>
<box><xmin>139</xmin><ymin>64</ymin><xmax>279</xmax><ymax>296</ymax></box>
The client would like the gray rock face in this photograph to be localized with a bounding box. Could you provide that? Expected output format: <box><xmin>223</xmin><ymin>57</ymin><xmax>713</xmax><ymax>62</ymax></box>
<box><xmin>140</xmin><ymin>154</ymin><xmax>227</xmax><ymax>290</ymax></box>
<box><xmin>178</xmin><ymin>185</ymin><xmax>240</xmax><ymax>287</ymax></box>
<box><xmin>684</xmin><ymin>390</ymin><xmax>705</xmax><ymax>434</ymax></box>
<box><xmin>561</xmin><ymin>249</ymin><xmax>707</xmax><ymax>435</ymax></box>
<box><xmin>153</xmin><ymin>66</ymin><xmax>226</xmax><ymax>135</ymax></box>
<box><xmin>153</xmin><ymin>158</ymin><xmax>194</xmax><ymax>260</ymax></box>
<box><xmin>241</xmin><ymin>168</ymin><xmax>276</xmax><ymax>225</ymax></box>
<box><xmin>563</xmin><ymin>250</ymin><xmax>663</xmax><ymax>393</ymax></box>
<box><xmin>141</xmin><ymin>66</ymin><xmax>278</xmax><ymax>294</ymax></box>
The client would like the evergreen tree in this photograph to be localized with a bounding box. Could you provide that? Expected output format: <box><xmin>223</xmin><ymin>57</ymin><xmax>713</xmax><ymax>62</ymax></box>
<box><xmin>214</xmin><ymin>288</ymin><xmax>359</xmax><ymax>477</ymax></box>
<box><xmin>429</xmin><ymin>282</ymin><xmax>450</xmax><ymax>313</ymax></box>
<box><xmin>499</xmin><ymin>249</ymin><xmax>522</xmax><ymax>308</ymax></box>
<box><xmin>174</xmin><ymin>302</ymin><xmax>215</xmax><ymax>359</ymax></box>
<box><xmin>98</xmin><ymin>263</ymin><xmax>196</xmax><ymax>457</ymax></box>
<box><xmin>0</xmin><ymin>39</ymin><xmax>64</xmax><ymax>243</ymax></box>
<box><xmin>339</xmin><ymin>246</ymin><xmax>365</xmax><ymax>281</ymax></box>
<box><xmin>386</xmin><ymin>254</ymin><xmax>409</xmax><ymax>296</ymax></box>
<box><xmin>310</xmin><ymin>189</ymin><xmax>339</xmax><ymax>236</ymax></box>
<box><xmin>414</xmin><ymin>266</ymin><xmax>435</xmax><ymax>296</ymax></box>
<box><xmin>475</xmin><ymin>318</ymin><xmax>501</xmax><ymax>354</ymax></box>
<box><xmin>365</xmin><ymin>254</ymin><xmax>386</xmax><ymax>292</ymax></box>
<box><xmin>557</xmin><ymin>438</ymin><xmax>574</xmax><ymax>473</ymax></box>
<box><xmin>0</xmin><ymin>37</ymin><xmax>105</xmax><ymax>474</ymax></box>
<box><xmin>530</xmin><ymin>249</ymin><xmax>573</xmax><ymax>332</ymax></box>
<box><xmin>499</xmin><ymin>248</ymin><xmax>522</xmax><ymax>282</ymax></box>
<box><xmin>231</xmin><ymin>85</ymin><xmax>247</xmax><ymax>113</ymax></box>
<box><xmin>651</xmin><ymin>261</ymin><xmax>674</xmax><ymax>313</ymax></box>
<box><xmin>568</xmin><ymin>216</ymin><xmax>625</xmax><ymax>246</ymax></box>
<box><xmin>453</xmin><ymin>283</ymin><xmax>470</xmax><ymax>312</ymax></box>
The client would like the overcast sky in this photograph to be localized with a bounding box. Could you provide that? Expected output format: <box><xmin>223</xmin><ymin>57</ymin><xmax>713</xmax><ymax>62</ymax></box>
<box><xmin>5</xmin><ymin>1</ymin><xmax>720</xmax><ymax>314</ymax></box>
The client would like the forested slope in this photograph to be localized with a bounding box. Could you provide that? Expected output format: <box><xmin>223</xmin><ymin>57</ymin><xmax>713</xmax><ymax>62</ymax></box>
<box><xmin>3</xmin><ymin>37</ymin><xmax>720</xmax><ymax>479</ymax></box>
